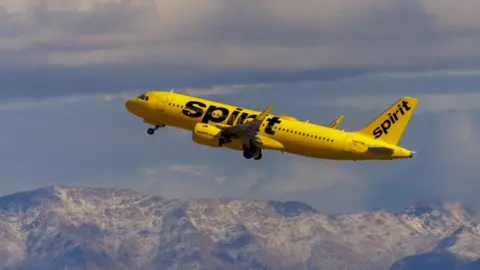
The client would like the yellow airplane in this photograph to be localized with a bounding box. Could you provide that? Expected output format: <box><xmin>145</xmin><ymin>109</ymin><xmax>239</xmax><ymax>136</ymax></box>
<box><xmin>125</xmin><ymin>91</ymin><xmax>417</xmax><ymax>161</ymax></box>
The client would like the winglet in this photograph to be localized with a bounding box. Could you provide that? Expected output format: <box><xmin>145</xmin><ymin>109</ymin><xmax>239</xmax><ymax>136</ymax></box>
<box><xmin>255</xmin><ymin>105</ymin><xmax>273</xmax><ymax>121</ymax></box>
<box><xmin>329</xmin><ymin>114</ymin><xmax>344</xmax><ymax>129</ymax></box>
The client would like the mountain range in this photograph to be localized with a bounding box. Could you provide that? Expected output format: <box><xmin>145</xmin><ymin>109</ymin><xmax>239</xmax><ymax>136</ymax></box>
<box><xmin>0</xmin><ymin>186</ymin><xmax>478</xmax><ymax>270</ymax></box>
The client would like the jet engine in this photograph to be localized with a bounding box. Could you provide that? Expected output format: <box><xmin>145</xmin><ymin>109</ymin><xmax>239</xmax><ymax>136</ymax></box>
<box><xmin>192</xmin><ymin>123</ymin><xmax>230</xmax><ymax>147</ymax></box>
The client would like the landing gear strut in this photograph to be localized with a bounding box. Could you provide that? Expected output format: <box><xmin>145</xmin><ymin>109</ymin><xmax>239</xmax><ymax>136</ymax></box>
<box><xmin>242</xmin><ymin>143</ymin><xmax>262</xmax><ymax>160</ymax></box>
<box><xmin>147</xmin><ymin>124</ymin><xmax>165</xmax><ymax>135</ymax></box>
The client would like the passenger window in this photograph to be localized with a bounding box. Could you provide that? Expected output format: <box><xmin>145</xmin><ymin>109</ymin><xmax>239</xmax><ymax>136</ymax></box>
<box><xmin>237</xmin><ymin>114</ymin><xmax>245</xmax><ymax>124</ymax></box>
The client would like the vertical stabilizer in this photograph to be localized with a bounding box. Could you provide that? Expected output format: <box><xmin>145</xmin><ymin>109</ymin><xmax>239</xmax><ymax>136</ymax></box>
<box><xmin>356</xmin><ymin>96</ymin><xmax>418</xmax><ymax>145</ymax></box>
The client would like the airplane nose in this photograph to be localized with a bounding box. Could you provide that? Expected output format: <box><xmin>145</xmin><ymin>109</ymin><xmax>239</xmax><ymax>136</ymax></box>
<box><xmin>125</xmin><ymin>99</ymin><xmax>139</xmax><ymax>115</ymax></box>
<box><xmin>125</xmin><ymin>99</ymin><xmax>134</xmax><ymax>112</ymax></box>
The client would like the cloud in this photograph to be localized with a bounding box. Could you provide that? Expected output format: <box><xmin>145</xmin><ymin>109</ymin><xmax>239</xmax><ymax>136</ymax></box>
<box><xmin>418</xmin><ymin>0</ymin><xmax>480</xmax><ymax>31</ymax></box>
<box><xmin>376</xmin><ymin>69</ymin><xmax>480</xmax><ymax>78</ymax></box>
<box><xmin>3</xmin><ymin>76</ymin><xmax>480</xmax><ymax>215</ymax></box>
<box><xmin>130</xmin><ymin>103</ymin><xmax>480</xmax><ymax>214</ymax></box>
<box><xmin>301</xmin><ymin>93</ymin><xmax>480</xmax><ymax>114</ymax></box>
<box><xmin>408</xmin><ymin>111</ymin><xmax>480</xmax><ymax>209</ymax></box>
<box><xmin>0</xmin><ymin>83</ymin><xmax>266</xmax><ymax>111</ymax></box>
<box><xmin>262</xmin><ymin>160</ymin><xmax>358</xmax><ymax>193</ymax></box>
<box><xmin>0</xmin><ymin>91</ymin><xmax>134</xmax><ymax>111</ymax></box>
<box><xmin>167</xmin><ymin>164</ymin><xmax>205</xmax><ymax>176</ymax></box>
<box><xmin>0</xmin><ymin>95</ymin><xmax>83</xmax><ymax>111</ymax></box>
<box><xmin>133</xmin><ymin>162</ymin><xmax>231</xmax><ymax>199</ymax></box>
<box><xmin>251</xmin><ymin>158</ymin><xmax>373</xmax><ymax>213</ymax></box>
<box><xmin>132</xmin><ymin>157</ymin><xmax>371</xmax><ymax>214</ymax></box>
<box><xmin>2</xmin><ymin>0</ymin><xmax>480</xmax><ymax>100</ymax></box>
<box><xmin>183</xmin><ymin>83</ymin><xmax>270</xmax><ymax>96</ymax></box>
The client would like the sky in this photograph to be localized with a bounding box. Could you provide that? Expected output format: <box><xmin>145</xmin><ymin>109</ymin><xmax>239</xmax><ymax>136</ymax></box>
<box><xmin>2</xmin><ymin>0</ymin><xmax>480</xmax><ymax>214</ymax></box>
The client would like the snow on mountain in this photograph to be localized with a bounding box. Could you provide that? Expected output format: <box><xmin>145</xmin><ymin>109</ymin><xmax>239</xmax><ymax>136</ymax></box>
<box><xmin>0</xmin><ymin>186</ymin><xmax>478</xmax><ymax>270</ymax></box>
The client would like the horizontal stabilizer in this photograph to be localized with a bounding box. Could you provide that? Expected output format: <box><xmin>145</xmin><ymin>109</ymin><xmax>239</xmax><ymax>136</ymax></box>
<box><xmin>367</xmin><ymin>146</ymin><xmax>394</xmax><ymax>155</ymax></box>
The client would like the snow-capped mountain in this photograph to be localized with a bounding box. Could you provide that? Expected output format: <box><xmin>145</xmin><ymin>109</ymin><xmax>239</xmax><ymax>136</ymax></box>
<box><xmin>0</xmin><ymin>186</ymin><xmax>478</xmax><ymax>270</ymax></box>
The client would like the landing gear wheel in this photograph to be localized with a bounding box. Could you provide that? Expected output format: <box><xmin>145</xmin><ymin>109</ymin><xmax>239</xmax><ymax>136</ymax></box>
<box><xmin>243</xmin><ymin>141</ymin><xmax>262</xmax><ymax>160</ymax></box>
<box><xmin>243</xmin><ymin>150</ymin><xmax>254</xmax><ymax>159</ymax></box>
<box><xmin>147</xmin><ymin>124</ymin><xmax>165</xmax><ymax>135</ymax></box>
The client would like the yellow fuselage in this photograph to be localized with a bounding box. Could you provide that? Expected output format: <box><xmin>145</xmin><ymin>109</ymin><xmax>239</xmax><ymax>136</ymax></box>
<box><xmin>125</xmin><ymin>91</ymin><xmax>414</xmax><ymax>161</ymax></box>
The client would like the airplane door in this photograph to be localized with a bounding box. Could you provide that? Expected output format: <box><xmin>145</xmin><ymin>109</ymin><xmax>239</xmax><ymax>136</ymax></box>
<box><xmin>158</xmin><ymin>94</ymin><xmax>172</xmax><ymax>114</ymax></box>
<box><xmin>343</xmin><ymin>136</ymin><xmax>353</xmax><ymax>153</ymax></box>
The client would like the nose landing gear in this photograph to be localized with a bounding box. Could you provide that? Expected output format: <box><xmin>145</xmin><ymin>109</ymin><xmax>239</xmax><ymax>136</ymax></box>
<box><xmin>147</xmin><ymin>124</ymin><xmax>165</xmax><ymax>135</ymax></box>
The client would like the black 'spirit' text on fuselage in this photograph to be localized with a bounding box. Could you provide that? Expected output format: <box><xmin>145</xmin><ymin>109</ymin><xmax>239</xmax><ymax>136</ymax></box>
<box><xmin>182</xmin><ymin>101</ymin><xmax>281</xmax><ymax>135</ymax></box>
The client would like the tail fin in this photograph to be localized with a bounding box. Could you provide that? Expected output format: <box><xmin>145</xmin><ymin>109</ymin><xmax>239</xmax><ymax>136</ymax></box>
<box><xmin>356</xmin><ymin>96</ymin><xmax>418</xmax><ymax>145</ymax></box>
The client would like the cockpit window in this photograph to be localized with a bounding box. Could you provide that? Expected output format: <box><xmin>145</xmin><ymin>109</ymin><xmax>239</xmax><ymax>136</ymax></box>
<box><xmin>137</xmin><ymin>94</ymin><xmax>149</xmax><ymax>101</ymax></box>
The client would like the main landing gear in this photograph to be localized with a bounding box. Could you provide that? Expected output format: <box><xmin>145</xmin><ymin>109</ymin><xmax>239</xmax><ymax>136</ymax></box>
<box><xmin>242</xmin><ymin>143</ymin><xmax>262</xmax><ymax>160</ymax></box>
<box><xmin>147</xmin><ymin>124</ymin><xmax>165</xmax><ymax>135</ymax></box>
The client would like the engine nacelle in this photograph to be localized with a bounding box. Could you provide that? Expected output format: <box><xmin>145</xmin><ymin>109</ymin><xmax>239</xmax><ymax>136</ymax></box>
<box><xmin>192</xmin><ymin>123</ymin><xmax>223</xmax><ymax>147</ymax></box>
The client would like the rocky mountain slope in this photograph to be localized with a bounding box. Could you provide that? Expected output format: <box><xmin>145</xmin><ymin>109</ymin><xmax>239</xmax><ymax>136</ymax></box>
<box><xmin>0</xmin><ymin>186</ymin><xmax>478</xmax><ymax>270</ymax></box>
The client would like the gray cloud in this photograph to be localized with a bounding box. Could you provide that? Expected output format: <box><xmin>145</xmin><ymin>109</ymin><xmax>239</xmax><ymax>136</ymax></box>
<box><xmin>3</xmin><ymin>81</ymin><xmax>480</xmax><ymax>214</ymax></box>
<box><xmin>3</xmin><ymin>0</ymin><xmax>480</xmax><ymax>214</ymax></box>
<box><xmin>364</xmin><ymin>110</ymin><xmax>480</xmax><ymax>212</ymax></box>
<box><xmin>301</xmin><ymin>92</ymin><xmax>480</xmax><ymax>114</ymax></box>
<box><xmin>2</xmin><ymin>0</ymin><xmax>480</xmax><ymax>99</ymax></box>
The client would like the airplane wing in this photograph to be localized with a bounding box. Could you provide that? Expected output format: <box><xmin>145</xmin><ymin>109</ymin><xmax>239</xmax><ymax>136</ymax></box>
<box><xmin>328</xmin><ymin>114</ymin><xmax>344</xmax><ymax>129</ymax></box>
<box><xmin>209</xmin><ymin>105</ymin><xmax>273</xmax><ymax>145</ymax></box>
